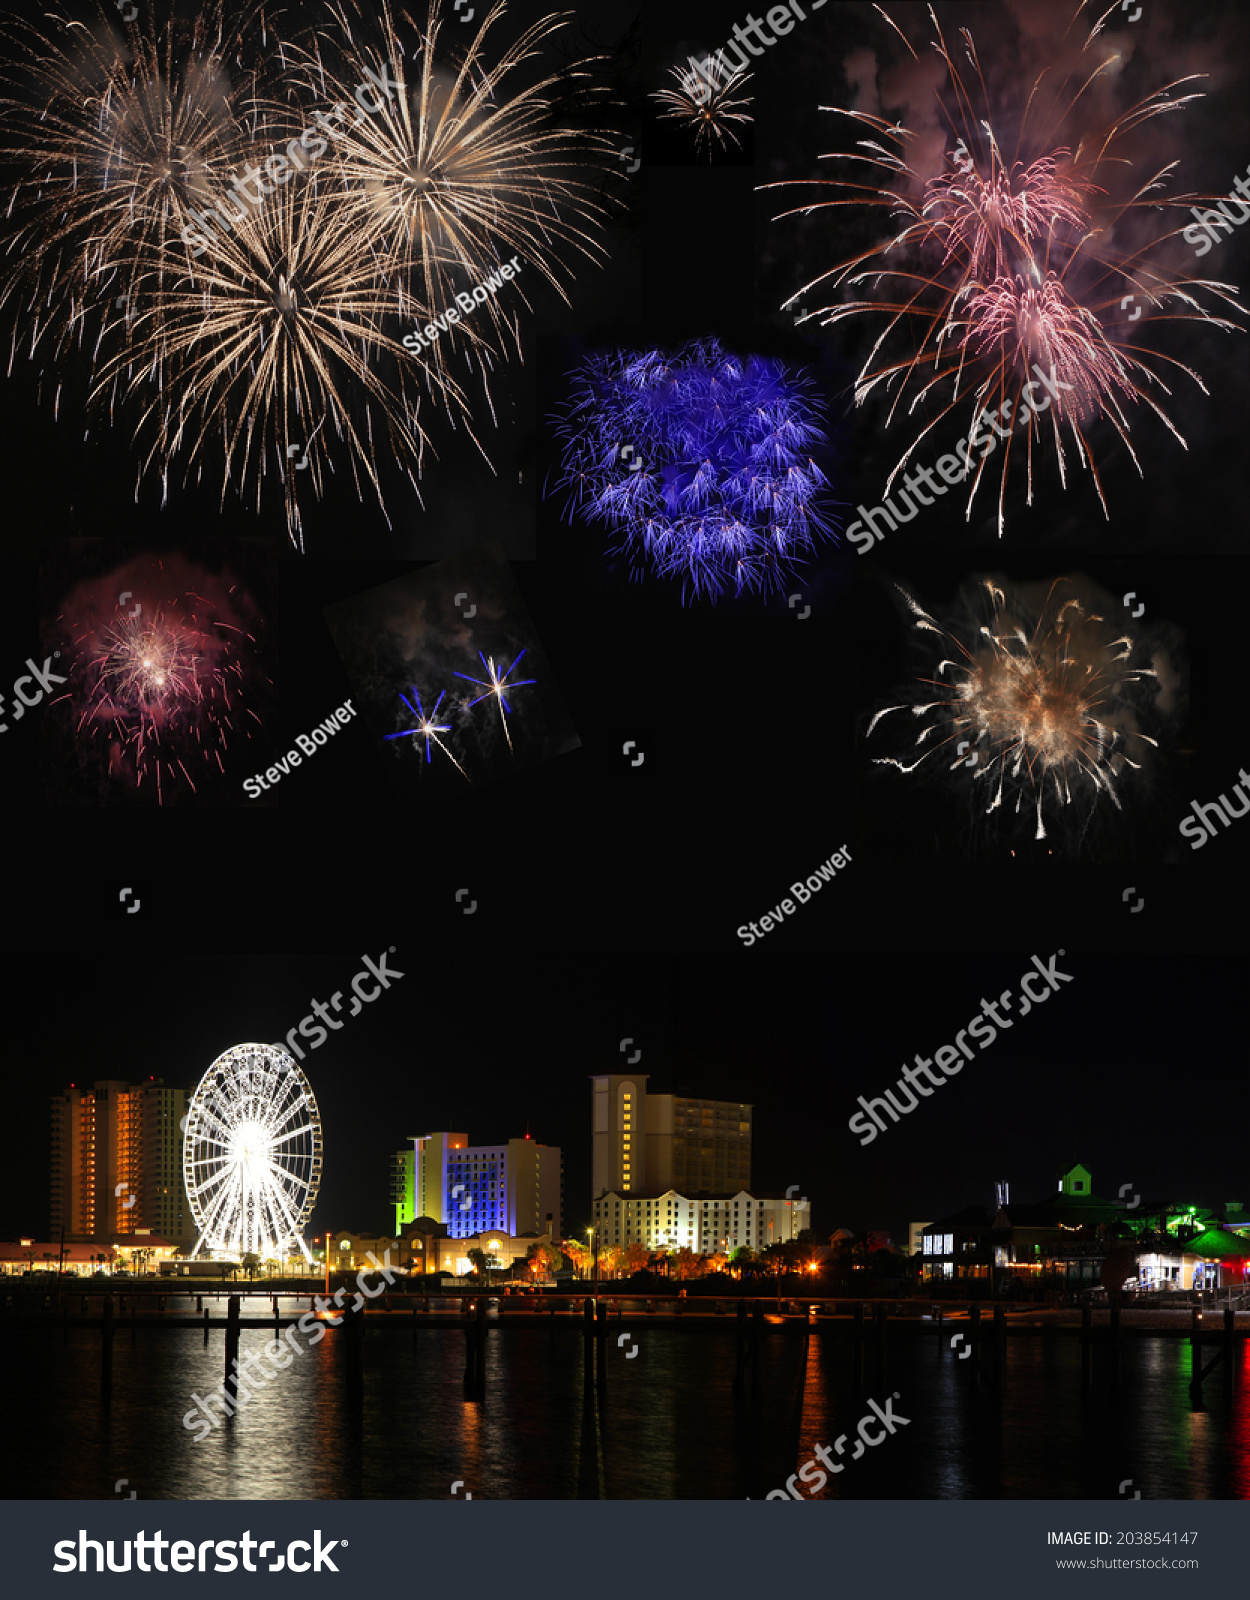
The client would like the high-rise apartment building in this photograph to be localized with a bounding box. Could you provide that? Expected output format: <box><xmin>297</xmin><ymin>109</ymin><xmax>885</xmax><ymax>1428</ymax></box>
<box><xmin>590</xmin><ymin>1073</ymin><xmax>751</xmax><ymax>1199</ymax></box>
<box><xmin>392</xmin><ymin>1132</ymin><xmax>562</xmax><ymax>1241</ymax></box>
<box><xmin>51</xmin><ymin>1078</ymin><xmax>190</xmax><ymax>1243</ymax></box>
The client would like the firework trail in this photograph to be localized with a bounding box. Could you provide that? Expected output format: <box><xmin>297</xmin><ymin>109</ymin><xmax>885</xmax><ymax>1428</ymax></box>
<box><xmin>549</xmin><ymin>338</ymin><xmax>837</xmax><ymax>602</ymax></box>
<box><xmin>762</xmin><ymin>1</ymin><xmax>1243</xmax><ymax>536</ymax></box>
<box><xmin>384</xmin><ymin>684</ymin><xmax>470</xmax><ymax>780</ymax></box>
<box><xmin>867</xmin><ymin>575</ymin><xmax>1167</xmax><ymax>846</ymax></box>
<box><xmin>453</xmin><ymin>647</ymin><xmax>535</xmax><ymax>755</ymax></box>
<box><xmin>650</xmin><ymin>55</ymin><xmax>754</xmax><ymax>162</ymax></box>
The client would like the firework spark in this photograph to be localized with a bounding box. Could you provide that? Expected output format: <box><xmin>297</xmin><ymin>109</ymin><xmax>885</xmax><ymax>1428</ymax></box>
<box><xmin>650</xmin><ymin>56</ymin><xmax>754</xmax><ymax>162</ymax></box>
<box><xmin>1</xmin><ymin>0</ymin><xmax>619</xmax><ymax>549</ymax></box>
<box><xmin>0</xmin><ymin>0</ymin><xmax>271</xmax><ymax>380</ymax></box>
<box><xmin>549</xmin><ymin>338</ymin><xmax>837</xmax><ymax>602</ymax></box>
<box><xmin>274</xmin><ymin>0</ymin><xmax>620</xmax><ymax>384</ymax></box>
<box><xmin>92</xmin><ymin>169</ymin><xmax>437</xmax><ymax>551</ymax></box>
<box><xmin>49</xmin><ymin>559</ymin><xmax>270</xmax><ymax>806</ymax></box>
<box><xmin>763</xmin><ymin>1</ymin><xmax>1243</xmax><ymax>535</ymax></box>
<box><xmin>453</xmin><ymin>647</ymin><xmax>535</xmax><ymax>754</ymax></box>
<box><xmin>868</xmin><ymin>576</ymin><xmax>1166</xmax><ymax>846</ymax></box>
<box><xmin>384</xmin><ymin>684</ymin><xmax>470</xmax><ymax>780</ymax></box>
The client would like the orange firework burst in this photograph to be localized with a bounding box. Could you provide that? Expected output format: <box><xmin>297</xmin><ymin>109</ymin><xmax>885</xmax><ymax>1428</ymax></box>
<box><xmin>868</xmin><ymin>577</ymin><xmax>1167</xmax><ymax>844</ymax></box>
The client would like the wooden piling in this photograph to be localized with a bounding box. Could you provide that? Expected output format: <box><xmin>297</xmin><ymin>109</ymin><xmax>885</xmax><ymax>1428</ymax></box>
<box><xmin>1224</xmin><ymin>1307</ymin><xmax>1236</xmax><ymax>1394</ymax></box>
<box><xmin>101</xmin><ymin>1295</ymin><xmax>113</xmax><ymax>1396</ymax></box>
<box><xmin>734</xmin><ymin>1300</ymin><xmax>747</xmax><ymax>1391</ymax></box>
<box><xmin>582</xmin><ymin>1297</ymin><xmax>595</xmax><ymax>1398</ymax></box>
<box><xmin>596</xmin><ymin>1298</ymin><xmax>608</xmax><ymax>1390</ymax></box>
<box><xmin>224</xmin><ymin>1295</ymin><xmax>240</xmax><ymax>1397</ymax></box>
<box><xmin>1081</xmin><ymin>1301</ymin><xmax>1092</xmax><ymax>1389</ymax></box>
<box><xmin>344</xmin><ymin>1302</ymin><xmax>364</xmax><ymax>1394</ymax></box>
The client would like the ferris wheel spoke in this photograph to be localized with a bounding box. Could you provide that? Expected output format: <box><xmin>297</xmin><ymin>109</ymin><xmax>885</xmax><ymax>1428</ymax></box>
<box><xmin>192</xmin><ymin>1160</ymin><xmax>242</xmax><ymax>1252</ymax></box>
<box><xmin>258</xmin><ymin>1168</ymin><xmax>304</xmax><ymax>1249</ymax></box>
<box><xmin>264</xmin><ymin>1091</ymin><xmax>317</xmax><ymax>1141</ymax></box>
<box><xmin>265</xmin><ymin>1123</ymin><xmax>316</xmax><ymax>1151</ymax></box>
<box><xmin>184</xmin><ymin>1042</ymin><xmax>322</xmax><ymax>1263</ymax></box>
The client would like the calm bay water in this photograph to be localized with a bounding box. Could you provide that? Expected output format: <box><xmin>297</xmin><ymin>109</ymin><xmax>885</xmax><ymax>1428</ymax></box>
<box><xmin>4</xmin><ymin>1310</ymin><xmax>1247</xmax><ymax>1499</ymax></box>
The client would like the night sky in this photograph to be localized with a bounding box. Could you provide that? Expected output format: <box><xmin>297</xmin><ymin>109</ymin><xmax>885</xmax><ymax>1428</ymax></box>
<box><xmin>13</xmin><ymin>953</ymin><xmax>1246</xmax><ymax>1254</ymax></box>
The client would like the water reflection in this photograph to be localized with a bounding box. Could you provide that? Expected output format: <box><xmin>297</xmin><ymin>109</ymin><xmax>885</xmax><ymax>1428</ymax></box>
<box><xmin>2</xmin><ymin>1321</ymin><xmax>1245</xmax><ymax>1500</ymax></box>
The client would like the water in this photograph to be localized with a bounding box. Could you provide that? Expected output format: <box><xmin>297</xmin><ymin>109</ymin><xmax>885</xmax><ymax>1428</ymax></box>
<box><xmin>4</xmin><ymin>1311</ymin><xmax>1247</xmax><ymax>1499</ymax></box>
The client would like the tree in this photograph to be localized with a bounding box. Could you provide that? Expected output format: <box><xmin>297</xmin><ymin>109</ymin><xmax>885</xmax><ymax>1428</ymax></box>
<box><xmin>526</xmin><ymin>1241</ymin><xmax>562</xmax><ymax>1280</ymax></box>
<box><xmin>561</xmin><ymin>1239</ymin><xmax>592</xmax><ymax>1279</ymax></box>
<box><xmin>241</xmin><ymin>1252</ymin><xmax>260</xmax><ymax>1280</ymax></box>
<box><xmin>621</xmin><ymin>1242</ymin><xmax>650</xmax><ymax>1277</ymax></box>
<box><xmin>598</xmin><ymin>1245</ymin><xmax>624</xmax><ymax>1280</ymax></box>
<box><xmin>671</xmin><ymin>1247</ymin><xmax>701</xmax><ymax>1281</ymax></box>
<box><xmin>706</xmin><ymin>1251</ymin><xmax>730</xmax><ymax>1276</ymax></box>
<box><xmin>466</xmin><ymin>1248</ymin><xmax>487</xmax><ymax>1281</ymax></box>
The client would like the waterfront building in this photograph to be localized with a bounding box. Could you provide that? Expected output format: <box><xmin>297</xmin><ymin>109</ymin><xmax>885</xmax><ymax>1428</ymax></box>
<box><xmin>591</xmin><ymin>1187</ymin><xmax>810</xmax><ymax>1253</ymax></box>
<box><xmin>589</xmin><ymin>1073</ymin><xmax>751</xmax><ymax>1200</ymax></box>
<box><xmin>51</xmin><ymin>1077</ymin><xmax>191</xmax><ymax>1246</ymax></box>
<box><xmin>392</xmin><ymin>1132</ymin><xmax>562</xmax><ymax>1241</ymax></box>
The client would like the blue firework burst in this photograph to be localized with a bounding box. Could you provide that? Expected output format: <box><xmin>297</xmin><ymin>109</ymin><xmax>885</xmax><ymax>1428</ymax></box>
<box><xmin>549</xmin><ymin>337</ymin><xmax>837</xmax><ymax>601</ymax></box>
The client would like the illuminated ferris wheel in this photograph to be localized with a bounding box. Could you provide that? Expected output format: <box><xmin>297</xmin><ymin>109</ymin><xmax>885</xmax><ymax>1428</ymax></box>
<box><xmin>183</xmin><ymin>1043</ymin><xmax>322</xmax><ymax>1262</ymax></box>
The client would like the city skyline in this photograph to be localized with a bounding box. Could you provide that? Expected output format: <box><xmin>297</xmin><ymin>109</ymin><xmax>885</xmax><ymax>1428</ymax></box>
<box><xmin>11</xmin><ymin>953</ymin><xmax>1245</xmax><ymax>1254</ymax></box>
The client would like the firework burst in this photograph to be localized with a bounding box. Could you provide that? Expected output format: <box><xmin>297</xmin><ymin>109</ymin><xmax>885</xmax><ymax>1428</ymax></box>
<box><xmin>868</xmin><ymin>576</ymin><xmax>1167</xmax><ymax>846</ymax></box>
<box><xmin>45</xmin><ymin>551</ymin><xmax>271</xmax><ymax>806</ymax></box>
<box><xmin>273</xmin><ymin>0</ymin><xmax>619</xmax><ymax>385</ymax></box>
<box><xmin>0</xmin><ymin>0</ymin><xmax>272</xmax><ymax>380</ymax></box>
<box><xmin>763</xmin><ymin>1</ymin><xmax>1244</xmax><ymax>535</ymax></box>
<box><xmin>384</xmin><ymin>684</ymin><xmax>470</xmax><ymax>780</ymax></box>
<box><xmin>549</xmin><ymin>338</ymin><xmax>837</xmax><ymax>602</ymax></box>
<box><xmin>650</xmin><ymin>56</ymin><xmax>754</xmax><ymax>162</ymax></box>
<box><xmin>1</xmin><ymin>0</ymin><xmax>619</xmax><ymax>548</ymax></box>
<box><xmin>93</xmin><ymin>169</ymin><xmax>439</xmax><ymax>550</ymax></box>
<box><xmin>453</xmin><ymin>647</ymin><xmax>535</xmax><ymax>755</ymax></box>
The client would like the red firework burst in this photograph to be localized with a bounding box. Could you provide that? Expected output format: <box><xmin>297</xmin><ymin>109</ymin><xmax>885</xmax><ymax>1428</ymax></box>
<box><xmin>763</xmin><ymin>0</ymin><xmax>1244</xmax><ymax>535</ymax></box>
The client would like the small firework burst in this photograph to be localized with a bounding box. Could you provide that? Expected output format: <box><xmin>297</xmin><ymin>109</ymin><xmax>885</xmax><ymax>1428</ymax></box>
<box><xmin>549</xmin><ymin>338</ymin><xmax>837</xmax><ymax>602</ymax></box>
<box><xmin>868</xmin><ymin>576</ymin><xmax>1169</xmax><ymax>849</ymax></box>
<box><xmin>97</xmin><ymin>613</ymin><xmax>205</xmax><ymax>707</ymax></box>
<box><xmin>47</xmin><ymin>556</ymin><xmax>271</xmax><ymax>806</ymax></box>
<box><xmin>453</xmin><ymin>647</ymin><xmax>535</xmax><ymax>755</ymax></box>
<box><xmin>384</xmin><ymin>685</ymin><xmax>470</xmax><ymax>781</ymax></box>
<box><xmin>651</xmin><ymin>55</ymin><xmax>754</xmax><ymax>162</ymax></box>
<box><xmin>763</xmin><ymin>1</ymin><xmax>1244</xmax><ymax>535</ymax></box>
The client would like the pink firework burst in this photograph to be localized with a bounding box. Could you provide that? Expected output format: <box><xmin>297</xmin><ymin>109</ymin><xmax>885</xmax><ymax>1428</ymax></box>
<box><xmin>763</xmin><ymin>0</ymin><xmax>1244</xmax><ymax>535</ymax></box>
